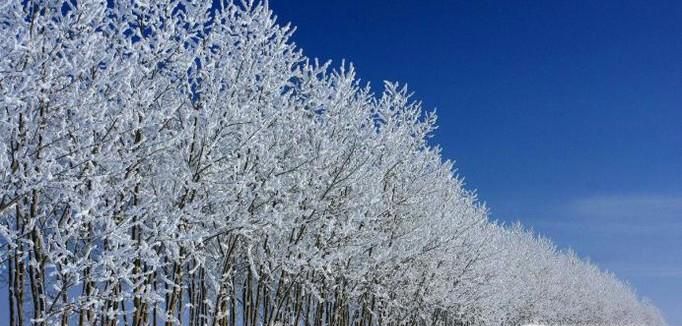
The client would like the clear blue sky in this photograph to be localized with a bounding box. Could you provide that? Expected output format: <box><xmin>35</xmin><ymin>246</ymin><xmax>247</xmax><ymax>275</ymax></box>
<box><xmin>269</xmin><ymin>0</ymin><xmax>682</xmax><ymax>324</ymax></box>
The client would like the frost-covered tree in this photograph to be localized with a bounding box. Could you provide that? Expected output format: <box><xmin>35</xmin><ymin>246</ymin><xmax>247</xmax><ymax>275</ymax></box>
<box><xmin>0</xmin><ymin>0</ymin><xmax>666</xmax><ymax>325</ymax></box>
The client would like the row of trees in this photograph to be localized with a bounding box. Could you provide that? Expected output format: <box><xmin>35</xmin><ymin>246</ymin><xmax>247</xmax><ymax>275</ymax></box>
<box><xmin>0</xmin><ymin>0</ymin><xmax>666</xmax><ymax>325</ymax></box>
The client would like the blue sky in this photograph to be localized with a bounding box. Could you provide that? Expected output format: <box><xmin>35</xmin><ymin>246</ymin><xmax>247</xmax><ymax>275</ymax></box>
<box><xmin>269</xmin><ymin>0</ymin><xmax>682</xmax><ymax>324</ymax></box>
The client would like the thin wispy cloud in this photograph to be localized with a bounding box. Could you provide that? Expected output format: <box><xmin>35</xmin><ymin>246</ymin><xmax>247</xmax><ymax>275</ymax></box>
<box><xmin>572</xmin><ymin>194</ymin><xmax>682</xmax><ymax>221</ymax></box>
<box><xmin>529</xmin><ymin>194</ymin><xmax>682</xmax><ymax>235</ymax></box>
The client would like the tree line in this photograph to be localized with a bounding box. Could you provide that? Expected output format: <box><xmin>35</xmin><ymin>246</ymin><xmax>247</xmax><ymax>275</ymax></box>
<box><xmin>0</xmin><ymin>1</ymin><xmax>666</xmax><ymax>325</ymax></box>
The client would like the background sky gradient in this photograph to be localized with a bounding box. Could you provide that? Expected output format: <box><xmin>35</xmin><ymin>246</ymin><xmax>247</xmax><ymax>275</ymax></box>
<box><xmin>270</xmin><ymin>0</ymin><xmax>682</xmax><ymax>324</ymax></box>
